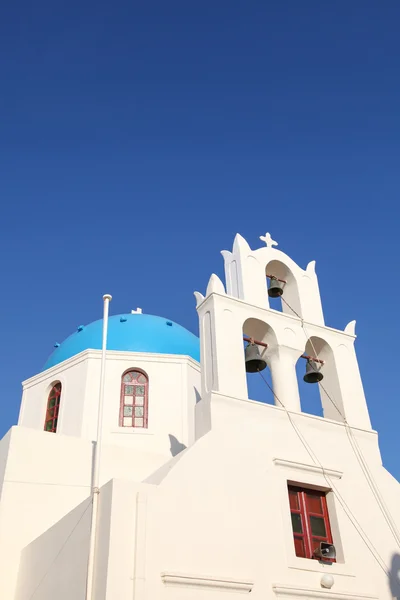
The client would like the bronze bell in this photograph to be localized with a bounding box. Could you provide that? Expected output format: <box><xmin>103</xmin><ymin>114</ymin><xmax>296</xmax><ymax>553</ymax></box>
<box><xmin>245</xmin><ymin>343</ymin><xmax>267</xmax><ymax>373</ymax></box>
<box><xmin>303</xmin><ymin>359</ymin><xmax>323</xmax><ymax>384</ymax></box>
<box><xmin>268</xmin><ymin>277</ymin><xmax>284</xmax><ymax>298</ymax></box>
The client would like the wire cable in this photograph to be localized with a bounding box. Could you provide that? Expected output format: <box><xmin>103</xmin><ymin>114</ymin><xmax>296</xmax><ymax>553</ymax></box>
<box><xmin>257</xmin><ymin>368</ymin><xmax>391</xmax><ymax>576</ymax></box>
<box><xmin>279</xmin><ymin>294</ymin><xmax>400</xmax><ymax>550</ymax></box>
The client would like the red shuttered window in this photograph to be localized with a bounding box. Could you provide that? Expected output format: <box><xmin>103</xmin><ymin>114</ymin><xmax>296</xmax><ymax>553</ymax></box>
<box><xmin>44</xmin><ymin>382</ymin><xmax>62</xmax><ymax>433</ymax></box>
<box><xmin>288</xmin><ymin>485</ymin><xmax>333</xmax><ymax>559</ymax></box>
<box><xmin>120</xmin><ymin>369</ymin><xmax>149</xmax><ymax>428</ymax></box>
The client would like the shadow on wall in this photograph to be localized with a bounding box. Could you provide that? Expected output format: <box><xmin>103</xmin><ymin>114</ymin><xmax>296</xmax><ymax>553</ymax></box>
<box><xmin>390</xmin><ymin>554</ymin><xmax>400</xmax><ymax>599</ymax></box>
<box><xmin>15</xmin><ymin>496</ymin><xmax>92</xmax><ymax>600</ymax></box>
<box><xmin>168</xmin><ymin>434</ymin><xmax>187</xmax><ymax>457</ymax></box>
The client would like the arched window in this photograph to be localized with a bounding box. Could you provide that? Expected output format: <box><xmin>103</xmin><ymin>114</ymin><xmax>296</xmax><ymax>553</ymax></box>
<box><xmin>120</xmin><ymin>370</ymin><xmax>148</xmax><ymax>428</ymax></box>
<box><xmin>44</xmin><ymin>382</ymin><xmax>62</xmax><ymax>433</ymax></box>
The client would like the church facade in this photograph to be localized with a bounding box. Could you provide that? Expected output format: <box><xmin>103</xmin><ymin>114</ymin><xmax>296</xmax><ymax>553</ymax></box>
<box><xmin>0</xmin><ymin>233</ymin><xmax>399</xmax><ymax>599</ymax></box>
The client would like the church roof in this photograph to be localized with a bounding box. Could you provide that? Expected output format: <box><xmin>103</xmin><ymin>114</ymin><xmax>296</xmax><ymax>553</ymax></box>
<box><xmin>43</xmin><ymin>313</ymin><xmax>200</xmax><ymax>370</ymax></box>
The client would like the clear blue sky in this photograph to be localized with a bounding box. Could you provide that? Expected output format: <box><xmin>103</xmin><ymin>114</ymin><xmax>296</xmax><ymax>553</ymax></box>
<box><xmin>1</xmin><ymin>1</ymin><xmax>399</xmax><ymax>476</ymax></box>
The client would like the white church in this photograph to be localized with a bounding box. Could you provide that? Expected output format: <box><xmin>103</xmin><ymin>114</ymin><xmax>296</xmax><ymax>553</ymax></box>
<box><xmin>0</xmin><ymin>233</ymin><xmax>399</xmax><ymax>600</ymax></box>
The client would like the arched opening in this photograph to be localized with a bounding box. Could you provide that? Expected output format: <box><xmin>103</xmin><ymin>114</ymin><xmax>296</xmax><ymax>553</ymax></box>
<box><xmin>44</xmin><ymin>382</ymin><xmax>62</xmax><ymax>433</ymax></box>
<box><xmin>296</xmin><ymin>337</ymin><xmax>345</xmax><ymax>422</ymax></box>
<box><xmin>242</xmin><ymin>318</ymin><xmax>277</xmax><ymax>405</ymax></box>
<box><xmin>266</xmin><ymin>260</ymin><xmax>302</xmax><ymax>319</ymax></box>
<box><xmin>120</xmin><ymin>369</ymin><xmax>149</xmax><ymax>428</ymax></box>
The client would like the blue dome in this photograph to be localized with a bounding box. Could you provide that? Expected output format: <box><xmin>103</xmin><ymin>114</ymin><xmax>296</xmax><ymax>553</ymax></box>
<box><xmin>44</xmin><ymin>313</ymin><xmax>200</xmax><ymax>370</ymax></box>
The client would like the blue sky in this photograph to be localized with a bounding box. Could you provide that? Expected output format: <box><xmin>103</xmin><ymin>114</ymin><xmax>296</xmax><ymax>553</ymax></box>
<box><xmin>0</xmin><ymin>1</ymin><xmax>399</xmax><ymax>476</ymax></box>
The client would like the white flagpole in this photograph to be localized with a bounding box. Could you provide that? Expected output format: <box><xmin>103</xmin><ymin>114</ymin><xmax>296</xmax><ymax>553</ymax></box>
<box><xmin>86</xmin><ymin>293</ymin><xmax>112</xmax><ymax>600</ymax></box>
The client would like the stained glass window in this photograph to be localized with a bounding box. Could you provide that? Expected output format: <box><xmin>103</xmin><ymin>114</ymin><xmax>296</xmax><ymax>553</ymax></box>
<box><xmin>44</xmin><ymin>383</ymin><xmax>62</xmax><ymax>433</ymax></box>
<box><xmin>120</xmin><ymin>370</ymin><xmax>148</xmax><ymax>428</ymax></box>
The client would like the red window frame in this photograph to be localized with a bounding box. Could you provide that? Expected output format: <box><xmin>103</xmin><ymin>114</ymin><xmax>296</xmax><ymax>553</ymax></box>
<box><xmin>44</xmin><ymin>382</ymin><xmax>62</xmax><ymax>433</ymax></box>
<box><xmin>119</xmin><ymin>369</ymin><xmax>149</xmax><ymax>429</ymax></box>
<box><xmin>288</xmin><ymin>485</ymin><xmax>334</xmax><ymax>560</ymax></box>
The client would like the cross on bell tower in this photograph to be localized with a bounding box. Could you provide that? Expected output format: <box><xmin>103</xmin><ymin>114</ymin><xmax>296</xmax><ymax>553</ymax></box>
<box><xmin>194</xmin><ymin>233</ymin><xmax>371</xmax><ymax>435</ymax></box>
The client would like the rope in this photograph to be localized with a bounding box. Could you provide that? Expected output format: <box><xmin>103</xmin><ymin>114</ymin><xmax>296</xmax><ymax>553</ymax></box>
<box><xmin>257</xmin><ymin>369</ymin><xmax>391</xmax><ymax>576</ymax></box>
<box><xmin>278</xmin><ymin>294</ymin><xmax>400</xmax><ymax>550</ymax></box>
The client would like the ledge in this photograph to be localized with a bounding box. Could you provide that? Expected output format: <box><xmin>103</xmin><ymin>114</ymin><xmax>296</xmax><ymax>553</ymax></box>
<box><xmin>199</xmin><ymin>292</ymin><xmax>356</xmax><ymax>339</ymax></box>
<box><xmin>109</xmin><ymin>428</ymin><xmax>155</xmax><ymax>436</ymax></box>
<box><xmin>23</xmin><ymin>349</ymin><xmax>200</xmax><ymax>386</ymax></box>
<box><xmin>272</xmin><ymin>584</ymin><xmax>377</xmax><ymax>600</ymax></box>
<box><xmin>273</xmin><ymin>458</ymin><xmax>343</xmax><ymax>480</ymax></box>
<box><xmin>209</xmin><ymin>392</ymin><xmax>377</xmax><ymax>436</ymax></box>
<box><xmin>287</xmin><ymin>556</ymin><xmax>354</xmax><ymax>578</ymax></box>
<box><xmin>161</xmin><ymin>572</ymin><xmax>253</xmax><ymax>593</ymax></box>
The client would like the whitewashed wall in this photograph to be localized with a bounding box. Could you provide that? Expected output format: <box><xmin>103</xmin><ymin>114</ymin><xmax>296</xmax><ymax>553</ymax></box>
<box><xmin>95</xmin><ymin>400</ymin><xmax>399</xmax><ymax>600</ymax></box>
<box><xmin>15</xmin><ymin>497</ymin><xmax>92</xmax><ymax>600</ymax></box>
<box><xmin>15</xmin><ymin>398</ymin><xmax>397</xmax><ymax>600</ymax></box>
<box><xmin>20</xmin><ymin>351</ymin><xmax>200</xmax><ymax>458</ymax></box>
<box><xmin>0</xmin><ymin>427</ymin><xmax>93</xmax><ymax>599</ymax></box>
<box><xmin>1</xmin><ymin>350</ymin><xmax>200</xmax><ymax>599</ymax></box>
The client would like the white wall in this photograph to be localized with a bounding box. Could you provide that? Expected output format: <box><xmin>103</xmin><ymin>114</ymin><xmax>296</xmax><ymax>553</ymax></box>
<box><xmin>0</xmin><ymin>427</ymin><xmax>93</xmax><ymax>599</ymax></box>
<box><xmin>7</xmin><ymin>371</ymin><xmax>400</xmax><ymax>600</ymax></box>
<box><xmin>13</xmin><ymin>397</ymin><xmax>394</xmax><ymax>600</ymax></box>
<box><xmin>0</xmin><ymin>429</ymin><xmax>11</xmax><ymax>502</ymax></box>
<box><xmin>132</xmin><ymin>397</ymin><xmax>399</xmax><ymax>600</ymax></box>
<box><xmin>15</xmin><ymin>497</ymin><xmax>92</xmax><ymax>600</ymax></box>
<box><xmin>19</xmin><ymin>354</ymin><xmax>89</xmax><ymax>437</ymax></box>
<box><xmin>185</xmin><ymin>362</ymin><xmax>202</xmax><ymax>447</ymax></box>
<box><xmin>0</xmin><ymin>356</ymin><xmax>200</xmax><ymax>600</ymax></box>
<box><xmin>93</xmin><ymin>479</ymin><xmax>141</xmax><ymax>600</ymax></box>
<box><xmin>197</xmin><ymin>288</ymin><xmax>371</xmax><ymax>429</ymax></box>
<box><xmin>20</xmin><ymin>351</ymin><xmax>200</xmax><ymax>464</ymax></box>
<box><xmin>23</xmin><ymin>395</ymin><xmax>396</xmax><ymax>600</ymax></box>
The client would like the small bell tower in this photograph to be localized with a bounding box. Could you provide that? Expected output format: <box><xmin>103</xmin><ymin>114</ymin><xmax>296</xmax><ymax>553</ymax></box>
<box><xmin>194</xmin><ymin>232</ymin><xmax>371</xmax><ymax>434</ymax></box>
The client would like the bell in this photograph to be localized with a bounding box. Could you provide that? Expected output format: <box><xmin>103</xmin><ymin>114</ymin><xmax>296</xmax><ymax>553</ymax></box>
<box><xmin>303</xmin><ymin>359</ymin><xmax>323</xmax><ymax>384</ymax></box>
<box><xmin>245</xmin><ymin>343</ymin><xmax>267</xmax><ymax>373</ymax></box>
<box><xmin>268</xmin><ymin>278</ymin><xmax>284</xmax><ymax>298</ymax></box>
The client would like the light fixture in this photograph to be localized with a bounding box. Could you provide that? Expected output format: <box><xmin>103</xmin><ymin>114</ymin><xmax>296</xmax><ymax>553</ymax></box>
<box><xmin>321</xmin><ymin>574</ymin><xmax>334</xmax><ymax>589</ymax></box>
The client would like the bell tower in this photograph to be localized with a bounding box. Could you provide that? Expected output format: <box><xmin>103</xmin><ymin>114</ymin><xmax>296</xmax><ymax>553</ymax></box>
<box><xmin>194</xmin><ymin>232</ymin><xmax>371</xmax><ymax>435</ymax></box>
